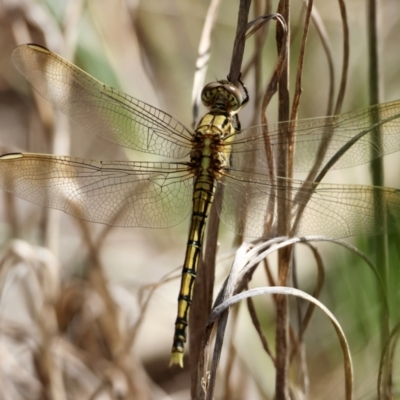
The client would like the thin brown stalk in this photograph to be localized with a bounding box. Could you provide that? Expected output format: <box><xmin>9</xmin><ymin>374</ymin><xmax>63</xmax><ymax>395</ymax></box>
<box><xmin>290</xmin><ymin>242</ymin><xmax>325</xmax><ymax>362</ymax></box>
<box><xmin>76</xmin><ymin>218</ymin><xmax>151</xmax><ymax>400</ymax></box>
<box><xmin>378</xmin><ymin>321</ymin><xmax>400</xmax><ymax>400</ymax></box>
<box><xmin>274</xmin><ymin>1</ymin><xmax>291</xmax><ymax>398</ymax></box>
<box><xmin>228</xmin><ymin>0</ymin><xmax>252</xmax><ymax>84</ymax></box>
<box><xmin>367</xmin><ymin>1</ymin><xmax>390</xmax><ymax>396</ymax></box>
<box><xmin>264</xmin><ymin>256</ymin><xmax>277</xmax><ymax>306</ymax></box>
<box><xmin>259</xmin><ymin>14</ymin><xmax>288</xmax><ymax>236</ymax></box>
<box><xmin>333</xmin><ymin>0</ymin><xmax>349</xmax><ymax>115</ymax></box>
<box><xmin>191</xmin><ymin>0</ymin><xmax>222</xmax><ymax>126</ymax></box>
<box><xmin>221</xmin><ymin>305</ymin><xmax>240</xmax><ymax>400</ymax></box>
<box><xmin>246</xmin><ymin>288</ymin><xmax>276</xmax><ymax>363</ymax></box>
<box><xmin>308</xmin><ymin>3</ymin><xmax>336</xmax><ymax>116</ymax></box>
<box><xmin>190</xmin><ymin>197</ymin><xmax>219</xmax><ymax>396</ymax></box>
<box><xmin>289</xmin><ymin>0</ymin><xmax>350</xmax><ymax>247</ymax></box>
<box><xmin>289</xmin><ymin>0</ymin><xmax>313</xmax><ymax>126</ymax></box>
<box><xmin>194</xmin><ymin>3</ymin><xmax>252</xmax><ymax>397</ymax></box>
<box><xmin>242</xmin><ymin>1</ymin><xmax>271</xmax><ymax>126</ymax></box>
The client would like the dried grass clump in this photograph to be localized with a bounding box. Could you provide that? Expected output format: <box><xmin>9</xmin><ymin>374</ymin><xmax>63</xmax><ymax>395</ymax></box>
<box><xmin>0</xmin><ymin>239</ymin><xmax>155</xmax><ymax>400</ymax></box>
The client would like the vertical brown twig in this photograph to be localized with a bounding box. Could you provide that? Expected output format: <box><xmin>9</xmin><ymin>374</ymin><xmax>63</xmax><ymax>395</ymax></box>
<box><xmin>275</xmin><ymin>0</ymin><xmax>291</xmax><ymax>398</ymax></box>
<box><xmin>194</xmin><ymin>4</ymin><xmax>254</xmax><ymax>398</ymax></box>
<box><xmin>189</xmin><ymin>1</ymin><xmax>223</xmax><ymax>393</ymax></box>
<box><xmin>367</xmin><ymin>0</ymin><xmax>390</xmax><ymax>397</ymax></box>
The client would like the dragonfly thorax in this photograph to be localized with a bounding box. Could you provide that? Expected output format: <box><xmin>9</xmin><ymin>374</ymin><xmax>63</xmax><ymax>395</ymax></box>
<box><xmin>189</xmin><ymin>112</ymin><xmax>236</xmax><ymax>179</ymax></box>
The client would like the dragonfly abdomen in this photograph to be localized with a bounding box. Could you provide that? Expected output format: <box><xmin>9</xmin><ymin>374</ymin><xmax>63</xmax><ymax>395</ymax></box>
<box><xmin>170</xmin><ymin>169</ymin><xmax>217</xmax><ymax>367</ymax></box>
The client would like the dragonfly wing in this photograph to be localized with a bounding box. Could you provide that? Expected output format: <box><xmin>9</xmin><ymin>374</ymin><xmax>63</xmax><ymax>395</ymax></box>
<box><xmin>230</xmin><ymin>99</ymin><xmax>400</xmax><ymax>174</ymax></box>
<box><xmin>217</xmin><ymin>169</ymin><xmax>278</xmax><ymax>238</ymax></box>
<box><xmin>291</xmin><ymin>180</ymin><xmax>400</xmax><ymax>238</ymax></box>
<box><xmin>0</xmin><ymin>153</ymin><xmax>193</xmax><ymax>228</ymax></box>
<box><xmin>219</xmin><ymin>169</ymin><xmax>400</xmax><ymax>239</ymax></box>
<box><xmin>12</xmin><ymin>44</ymin><xmax>193</xmax><ymax>159</ymax></box>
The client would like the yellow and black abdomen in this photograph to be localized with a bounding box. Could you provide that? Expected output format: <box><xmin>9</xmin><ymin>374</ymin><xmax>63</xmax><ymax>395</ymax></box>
<box><xmin>169</xmin><ymin>112</ymin><xmax>235</xmax><ymax>367</ymax></box>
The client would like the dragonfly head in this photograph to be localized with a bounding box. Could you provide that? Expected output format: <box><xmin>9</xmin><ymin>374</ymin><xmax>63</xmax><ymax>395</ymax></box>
<box><xmin>201</xmin><ymin>81</ymin><xmax>247</xmax><ymax>115</ymax></box>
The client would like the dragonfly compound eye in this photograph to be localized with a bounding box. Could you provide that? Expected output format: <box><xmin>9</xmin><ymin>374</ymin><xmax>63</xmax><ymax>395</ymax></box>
<box><xmin>201</xmin><ymin>81</ymin><xmax>245</xmax><ymax>113</ymax></box>
<box><xmin>201</xmin><ymin>82</ymin><xmax>220</xmax><ymax>107</ymax></box>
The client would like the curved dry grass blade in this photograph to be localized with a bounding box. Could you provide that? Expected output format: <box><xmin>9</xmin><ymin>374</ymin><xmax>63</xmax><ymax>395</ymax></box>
<box><xmin>291</xmin><ymin>242</ymin><xmax>325</xmax><ymax>361</ymax></box>
<box><xmin>377</xmin><ymin>321</ymin><xmax>400</xmax><ymax>400</ymax></box>
<box><xmin>290</xmin><ymin>0</ymin><xmax>313</xmax><ymax>125</ymax></box>
<box><xmin>258</xmin><ymin>13</ymin><xmax>288</xmax><ymax>117</ymax></box>
<box><xmin>191</xmin><ymin>0</ymin><xmax>222</xmax><ymax>126</ymax></box>
<box><xmin>221</xmin><ymin>305</ymin><xmax>240</xmax><ymax>399</ymax></box>
<box><xmin>0</xmin><ymin>240</ymin><xmax>66</xmax><ymax>399</ymax></box>
<box><xmin>295</xmin><ymin>2</ymin><xmax>349</xmax><ymax>200</ymax></box>
<box><xmin>73</xmin><ymin>218</ymin><xmax>152</xmax><ymax>399</ymax></box>
<box><xmin>196</xmin><ymin>242</ymin><xmax>255</xmax><ymax>400</ymax></box>
<box><xmin>307</xmin><ymin>2</ymin><xmax>336</xmax><ymax>116</ymax></box>
<box><xmin>294</xmin><ymin>4</ymin><xmax>336</xmax><ymax>190</ymax></box>
<box><xmin>242</xmin><ymin>2</ymin><xmax>272</xmax><ymax>125</ymax></box>
<box><xmin>0</xmin><ymin>341</ymin><xmax>41</xmax><ymax>400</ymax></box>
<box><xmin>127</xmin><ymin>271</ymin><xmax>179</xmax><ymax>351</ymax></box>
<box><xmin>198</xmin><ymin>235</ymin><xmax>388</xmax><ymax>399</ymax></box>
<box><xmin>211</xmin><ymin>286</ymin><xmax>354</xmax><ymax>400</ymax></box>
<box><xmin>246</xmin><ymin>289</ymin><xmax>276</xmax><ymax>363</ymax></box>
<box><xmin>290</xmin><ymin>241</ymin><xmax>325</xmax><ymax>395</ymax></box>
<box><xmin>334</xmin><ymin>0</ymin><xmax>349</xmax><ymax>115</ymax></box>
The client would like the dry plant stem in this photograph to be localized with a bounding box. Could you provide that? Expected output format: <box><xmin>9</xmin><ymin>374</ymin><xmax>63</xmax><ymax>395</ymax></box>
<box><xmin>290</xmin><ymin>0</ymin><xmax>350</xmax><ymax>241</ymax></box>
<box><xmin>200</xmin><ymin>243</ymin><xmax>253</xmax><ymax>400</ymax></box>
<box><xmin>209</xmin><ymin>285</ymin><xmax>353</xmax><ymax>400</ymax></box>
<box><xmin>290</xmin><ymin>243</ymin><xmax>325</xmax><ymax>362</ymax></box>
<box><xmin>378</xmin><ymin>321</ymin><xmax>400</xmax><ymax>400</ymax></box>
<box><xmin>228</xmin><ymin>0</ymin><xmax>252</xmax><ymax>84</ymax></box>
<box><xmin>246</xmin><ymin>288</ymin><xmax>276</xmax><ymax>363</ymax></box>
<box><xmin>191</xmin><ymin>0</ymin><xmax>222</xmax><ymax>126</ymax></box>
<box><xmin>207</xmin><ymin>234</ymin><xmax>387</xmax><ymax>399</ymax></box>
<box><xmin>242</xmin><ymin>1</ymin><xmax>271</xmax><ymax>127</ymax></box>
<box><xmin>333</xmin><ymin>0</ymin><xmax>349</xmax><ymax>115</ymax></box>
<box><xmin>275</xmin><ymin>0</ymin><xmax>291</xmax><ymax>398</ymax></box>
<box><xmin>193</xmin><ymin>5</ymin><xmax>251</xmax><ymax>398</ymax></box>
<box><xmin>367</xmin><ymin>0</ymin><xmax>390</xmax><ymax>396</ymax></box>
<box><xmin>221</xmin><ymin>305</ymin><xmax>240</xmax><ymax>400</ymax></box>
<box><xmin>45</xmin><ymin>2</ymin><xmax>82</xmax><ymax>254</ymax></box>
<box><xmin>285</xmin><ymin>8</ymin><xmax>312</xmax><ymax>369</ymax></box>
<box><xmin>263</xmin><ymin>257</ymin><xmax>278</xmax><ymax>307</ymax></box>
<box><xmin>31</xmin><ymin>280</ymin><xmax>66</xmax><ymax>399</ymax></box>
<box><xmin>4</xmin><ymin>191</ymin><xmax>18</xmax><ymax>238</ymax></box>
<box><xmin>307</xmin><ymin>3</ymin><xmax>336</xmax><ymax>116</ymax></box>
<box><xmin>9</xmin><ymin>13</ymin><xmax>57</xmax><ymax>249</ymax></box>
<box><xmin>77</xmin><ymin>219</ymin><xmax>150</xmax><ymax>400</ymax></box>
<box><xmin>189</xmin><ymin>1</ymin><xmax>222</xmax><ymax>390</ymax></box>
<box><xmin>290</xmin><ymin>243</ymin><xmax>325</xmax><ymax>390</ymax></box>
<box><xmin>193</xmin><ymin>2</ymin><xmax>251</xmax><ymax>397</ymax></box>
<box><xmin>190</xmin><ymin>195</ymin><xmax>219</xmax><ymax>397</ymax></box>
<box><xmin>298</xmin><ymin>245</ymin><xmax>325</xmax><ymax>332</ymax></box>
<box><xmin>299</xmin><ymin>0</ymin><xmax>349</xmax><ymax>185</ymax></box>
<box><xmin>289</xmin><ymin>0</ymin><xmax>312</xmax><ymax>125</ymax></box>
<box><xmin>259</xmin><ymin>15</ymin><xmax>288</xmax><ymax>235</ymax></box>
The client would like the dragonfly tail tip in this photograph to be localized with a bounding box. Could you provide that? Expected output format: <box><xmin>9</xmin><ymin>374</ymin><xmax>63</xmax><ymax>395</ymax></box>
<box><xmin>169</xmin><ymin>352</ymin><xmax>184</xmax><ymax>368</ymax></box>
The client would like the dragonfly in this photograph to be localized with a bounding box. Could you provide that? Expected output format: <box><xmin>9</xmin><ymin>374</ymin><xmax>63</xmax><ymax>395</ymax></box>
<box><xmin>2</xmin><ymin>44</ymin><xmax>400</xmax><ymax>367</ymax></box>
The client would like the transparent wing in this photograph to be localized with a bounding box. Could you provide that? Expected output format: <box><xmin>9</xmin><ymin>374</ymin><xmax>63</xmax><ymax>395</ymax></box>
<box><xmin>12</xmin><ymin>44</ymin><xmax>193</xmax><ymax>159</ymax></box>
<box><xmin>219</xmin><ymin>168</ymin><xmax>400</xmax><ymax>239</ymax></box>
<box><xmin>230</xmin><ymin>100</ymin><xmax>400</xmax><ymax>174</ymax></box>
<box><xmin>0</xmin><ymin>153</ymin><xmax>193</xmax><ymax>228</ymax></box>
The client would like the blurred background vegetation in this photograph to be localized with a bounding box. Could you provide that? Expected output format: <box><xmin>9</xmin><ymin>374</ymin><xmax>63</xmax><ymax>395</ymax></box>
<box><xmin>0</xmin><ymin>0</ymin><xmax>400</xmax><ymax>399</ymax></box>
